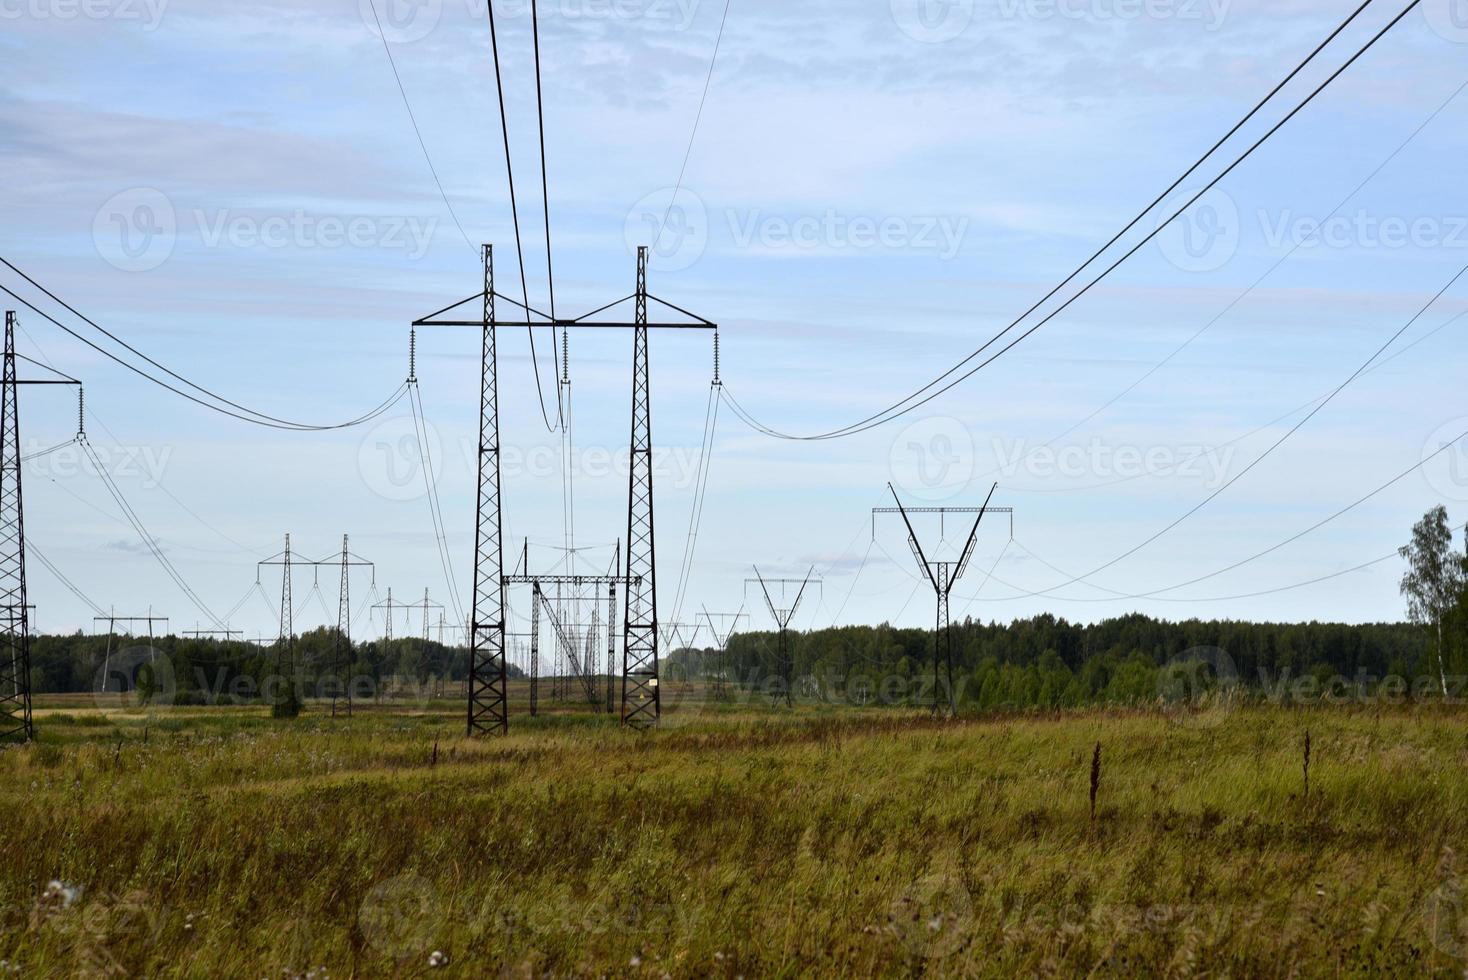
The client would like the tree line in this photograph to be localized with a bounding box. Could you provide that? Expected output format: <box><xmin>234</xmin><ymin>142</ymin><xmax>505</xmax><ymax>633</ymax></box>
<box><xmin>28</xmin><ymin>507</ymin><xmax>1468</xmax><ymax>711</ymax></box>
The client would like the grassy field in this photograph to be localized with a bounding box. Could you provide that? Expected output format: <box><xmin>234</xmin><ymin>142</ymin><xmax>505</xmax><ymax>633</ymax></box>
<box><xmin>5</xmin><ymin>692</ymin><xmax>1468</xmax><ymax>977</ymax></box>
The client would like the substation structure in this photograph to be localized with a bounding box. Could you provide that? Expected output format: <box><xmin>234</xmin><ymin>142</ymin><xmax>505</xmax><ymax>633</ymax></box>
<box><xmin>503</xmin><ymin>571</ymin><xmax>638</xmax><ymax>717</ymax></box>
<box><xmin>874</xmin><ymin>483</ymin><xmax>1010</xmax><ymax>716</ymax></box>
<box><xmin>747</xmin><ymin>568</ymin><xmax>821</xmax><ymax>707</ymax></box>
<box><xmin>414</xmin><ymin>245</ymin><xmax>716</xmax><ymax>735</ymax></box>
<box><xmin>0</xmin><ymin>311</ymin><xmax>81</xmax><ymax>742</ymax></box>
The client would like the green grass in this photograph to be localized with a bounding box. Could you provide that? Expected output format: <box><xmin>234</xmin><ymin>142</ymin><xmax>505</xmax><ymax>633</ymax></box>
<box><xmin>5</xmin><ymin>695</ymin><xmax>1468</xmax><ymax>977</ymax></box>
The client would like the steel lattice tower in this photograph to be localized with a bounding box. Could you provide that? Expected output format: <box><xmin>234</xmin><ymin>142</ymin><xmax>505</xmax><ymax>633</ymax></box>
<box><xmin>333</xmin><ymin>534</ymin><xmax>352</xmax><ymax>717</ymax></box>
<box><xmin>0</xmin><ymin>315</ymin><xmax>31</xmax><ymax>742</ymax></box>
<box><xmin>275</xmin><ymin>533</ymin><xmax>297</xmax><ymax>714</ymax></box>
<box><xmin>622</xmin><ymin>246</ymin><xmax>660</xmax><ymax>728</ymax></box>
<box><xmin>467</xmin><ymin>245</ymin><xmax>510</xmax><ymax>735</ymax></box>
<box><xmin>417</xmin><ymin>246</ymin><xmax>714</xmax><ymax>733</ymax></box>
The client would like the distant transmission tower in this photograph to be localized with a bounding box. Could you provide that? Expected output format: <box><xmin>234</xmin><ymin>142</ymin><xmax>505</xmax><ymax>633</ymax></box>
<box><xmin>700</xmin><ymin>607</ymin><xmax>748</xmax><ymax>701</ymax></box>
<box><xmin>268</xmin><ymin>534</ymin><xmax>298</xmax><ymax>715</ymax></box>
<box><xmin>748</xmin><ymin>568</ymin><xmax>820</xmax><ymax>707</ymax></box>
<box><xmin>326</xmin><ymin>535</ymin><xmax>374</xmax><ymax>717</ymax></box>
<box><xmin>1</xmin><ymin>311</ymin><xmax>81</xmax><ymax>742</ymax></box>
<box><xmin>873</xmin><ymin>483</ymin><xmax>1008</xmax><ymax>716</ymax></box>
<box><xmin>94</xmin><ymin>613</ymin><xmax>169</xmax><ymax>692</ymax></box>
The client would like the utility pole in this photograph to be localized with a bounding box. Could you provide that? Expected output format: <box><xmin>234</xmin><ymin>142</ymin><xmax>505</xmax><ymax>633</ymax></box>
<box><xmin>1</xmin><ymin>311</ymin><xmax>81</xmax><ymax>742</ymax></box>
<box><xmin>416</xmin><ymin>246</ymin><xmax>715</xmax><ymax>733</ymax></box>
<box><xmin>700</xmin><ymin>607</ymin><xmax>748</xmax><ymax>701</ymax></box>
<box><xmin>873</xmin><ymin>483</ymin><xmax>1008</xmax><ymax>717</ymax></box>
<box><xmin>747</xmin><ymin>568</ymin><xmax>820</xmax><ymax>707</ymax></box>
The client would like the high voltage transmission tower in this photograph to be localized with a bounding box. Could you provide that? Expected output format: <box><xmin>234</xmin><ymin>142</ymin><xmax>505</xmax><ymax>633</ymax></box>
<box><xmin>700</xmin><ymin>607</ymin><xmax>747</xmax><ymax>701</ymax></box>
<box><xmin>415</xmin><ymin>245</ymin><xmax>716</xmax><ymax>735</ymax></box>
<box><xmin>326</xmin><ymin>535</ymin><xmax>374</xmax><ymax>717</ymax></box>
<box><xmin>747</xmin><ymin>568</ymin><xmax>820</xmax><ymax>708</ymax></box>
<box><xmin>660</xmin><ymin>620</ymin><xmax>702</xmax><ymax>693</ymax></box>
<box><xmin>257</xmin><ymin>535</ymin><xmax>374</xmax><ymax>717</ymax></box>
<box><xmin>874</xmin><ymin>483</ymin><xmax>1009</xmax><ymax>716</ymax></box>
<box><xmin>1</xmin><ymin>311</ymin><xmax>81</xmax><ymax>742</ymax></box>
<box><xmin>405</xmin><ymin>588</ymin><xmax>445</xmax><ymax>645</ymax></box>
<box><xmin>373</xmin><ymin>588</ymin><xmax>399</xmax><ymax>641</ymax></box>
<box><xmin>94</xmin><ymin>612</ymin><xmax>169</xmax><ymax>694</ymax></box>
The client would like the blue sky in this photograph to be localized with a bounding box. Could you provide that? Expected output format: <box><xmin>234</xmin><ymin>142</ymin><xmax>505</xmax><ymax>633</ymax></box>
<box><xmin>4</xmin><ymin>0</ymin><xmax>1468</xmax><ymax>643</ymax></box>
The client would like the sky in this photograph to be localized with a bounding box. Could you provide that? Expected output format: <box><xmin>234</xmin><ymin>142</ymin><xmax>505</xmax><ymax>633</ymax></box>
<box><xmin>4</xmin><ymin>0</ymin><xmax>1468</xmax><ymax>646</ymax></box>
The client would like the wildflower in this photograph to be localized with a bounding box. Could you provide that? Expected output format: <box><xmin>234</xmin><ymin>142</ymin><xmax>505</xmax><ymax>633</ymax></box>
<box><xmin>428</xmin><ymin>951</ymin><xmax>448</xmax><ymax>968</ymax></box>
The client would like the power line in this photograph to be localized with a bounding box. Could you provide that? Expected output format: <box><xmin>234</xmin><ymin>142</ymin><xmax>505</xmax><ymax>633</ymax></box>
<box><xmin>484</xmin><ymin>0</ymin><xmax>560</xmax><ymax>433</ymax></box>
<box><xmin>960</xmin><ymin>73</ymin><xmax>1468</xmax><ymax>498</ymax></box>
<box><xmin>723</xmin><ymin>0</ymin><xmax>1418</xmax><ymax>441</ymax></box>
<box><xmin>363</xmin><ymin>0</ymin><xmax>475</xmax><ymax>250</ymax></box>
<box><xmin>530</xmin><ymin>0</ymin><xmax>557</xmax><ymax>331</ymax></box>
<box><xmin>669</xmin><ymin>383</ymin><xmax>721</xmax><ymax>625</ymax></box>
<box><xmin>27</xmin><ymin>538</ymin><xmax>105</xmax><ymax>617</ymax></box>
<box><xmin>408</xmin><ymin>382</ymin><xmax>467</xmax><ymax>627</ymax></box>
<box><xmin>976</xmin><ymin>541</ymin><xmax>1399</xmax><ymax>606</ymax></box>
<box><xmin>1024</xmin><ymin>256</ymin><xmax>1468</xmax><ymax>597</ymax></box>
<box><xmin>79</xmin><ymin>437</ymin><xmax>226</xmax><ymax>630</ymax></box>
<box><xmin>0</xmin><ymin>259</ymin><xmax>408</xmax><ymax>431</ymax></box>
<box><xmin>654</xmin><ymin>0</ymin><xmax>734</xmax><ymax>255</ymax></box>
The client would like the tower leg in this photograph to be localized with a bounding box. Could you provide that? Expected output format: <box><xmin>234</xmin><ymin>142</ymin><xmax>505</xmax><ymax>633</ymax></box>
<box><xmin>780</xmin><ymin>627</ymin><xmax>793</xmax><ymax>708</ymax></box>
<box><xmin>622</xmin><ymin>247</ymin><xmax>659</xmax><ymax>728</ymax></box>
<box><xmin>529</xmin><ymin>583</ymin><xmax>541</xmax><ymax>718</ymax></box>
<box><xmin>0</xmin><ymin>313</ymin><xmax>32</xmax><ymax>743</ymax></box>
<box><xmin>606</xmin><ymin>582</ymin><xmax>617</xmax><ymax>716</ymax></box>
<box><xmin>467</xmin><ymin>245</ymin><xmax>510</xmax><ymax>735</ymax></box>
